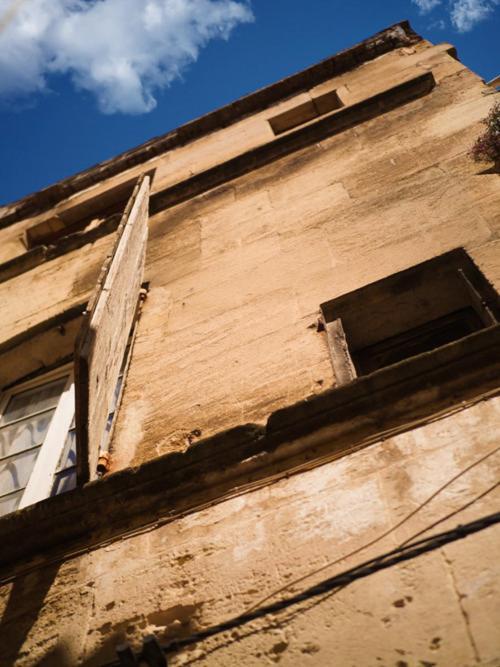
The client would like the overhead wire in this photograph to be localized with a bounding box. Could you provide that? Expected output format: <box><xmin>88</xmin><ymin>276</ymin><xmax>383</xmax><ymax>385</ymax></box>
<box><xmin>1</xmin><ymin>388</ymin><xmax>497</xmax><ymax>586</ymax></box>
<box><xmin>102</xmin><ymin>510</ymin><xmax>500</xmax><ymax>666</ymax></box>
<box><xmin>261</xmin><ymin>478</ymin><xmax>500</xmax><ymax>635</ymax></box>
<box><xmin>399</xmin><ymin>479</ymin><xmax>499</xmax><ymax>547</ymax></box>
<box><xmin>244</xmin><ymin>444</ymin><xmax>500</xmax><ymax>613</ymax></box>
<box><xmin>89</xmin><ymin>393</ymin><xmax>500</xmax><ymax>665</ymax></box>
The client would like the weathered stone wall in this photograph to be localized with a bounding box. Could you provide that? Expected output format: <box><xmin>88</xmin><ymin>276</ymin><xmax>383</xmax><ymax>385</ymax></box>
<box><xmin>112</xmin><ymin>47</ymin><xmax>499</xmax><ymax>465</ymax></box>
<box><xmin>0</xmin><ymin>37</ymin><xmax>449</xmax><ymax>262</ymax></box>
<box><xmin>0</xmin><ymin>30</ymin><xmax>499</xmax><ymax>667</ymax></box>
<box><xmin>0</xmin><ymin>396</ymin><xmax>498</xmax><ymax>666</ymax></box>
<box><xmin>0</xmin><ymin>41</ymin><xmax>498</xmax><ymax>462</ymax></box>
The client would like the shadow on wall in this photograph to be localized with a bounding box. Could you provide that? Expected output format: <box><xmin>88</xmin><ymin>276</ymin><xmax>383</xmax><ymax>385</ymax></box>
<box><xmin>0</xmin><ymin>555</ymin><xmax>206</xmax><ymax>666</ymax></box>
<box><xmin>478</xmin><ymin>164</ymin><xmax>500</xmax><ymax>175</ymax></box>
<box><xmin>0</xmin><ymin>561</ymin><xmax>62</xmax><ymax>666</ymax></box>
<box><xmin>38</xmin><ymin>644</ymin><xmax>74</xmax><ymax>667</ymax></box>
<box><xmin>0</xmin><ymin>580</ymin><xmax>337</xmax><ymax>666</ymax></box>
<box><xmin>81</xmin><ymin>605</ymin><xmax>203</xmax><ymax>667</ymax></box>
<box><xmin>83</xmin><ymin>594</ymin><xmax>324</xmax><ymax>666</ymax></box>
<box><xmin>31</xmin><ymin>604</ymin><xmax>202</xmax><ymax>667</ymax></box>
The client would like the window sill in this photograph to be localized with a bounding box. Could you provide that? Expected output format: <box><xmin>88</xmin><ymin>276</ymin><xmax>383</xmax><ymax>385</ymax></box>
<box><xmin>0</xmin><ymin>323</ymin><xmax>499</xmax><ymax>575</ymax></box>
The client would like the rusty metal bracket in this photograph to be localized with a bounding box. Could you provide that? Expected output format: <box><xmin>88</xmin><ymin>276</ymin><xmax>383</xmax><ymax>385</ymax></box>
<box><xmin>115</xmin><ymin>635</ymin><xmax>167</xmax><ymax>667</ymax></box>
<box><xmin>143</xmin><ymin>635</ymin><xmax>167</xmax><ymax>666</ymax></box>
<box><xmin>116</xmin><ymin>643</ymin><xmax>138</xmax><ymax>666</ymax></box>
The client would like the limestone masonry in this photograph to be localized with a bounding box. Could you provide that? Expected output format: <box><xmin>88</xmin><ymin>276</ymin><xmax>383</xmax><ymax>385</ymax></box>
<box><xmin>0</xmin><ymin>21</ymin><xmax>499</xmax><ymax>667</ymax></box>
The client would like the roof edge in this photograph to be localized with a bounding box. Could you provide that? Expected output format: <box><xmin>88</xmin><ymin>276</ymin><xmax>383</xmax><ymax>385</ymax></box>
<box><xmin>0</xmin><ymin>20</ymin><xmax>421</xmax><ymax>228</ymax></box>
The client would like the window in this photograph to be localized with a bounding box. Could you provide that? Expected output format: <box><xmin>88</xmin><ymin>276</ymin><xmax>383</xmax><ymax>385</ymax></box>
<box><xmin>0</xmin><ymin>367</ymin><xmax>74</xmax><ymax>517</ymax></box>
<box><xmin>0</xmin><ymin>335</ymin><xmax>136</xmax><ymax>517</ymax></box>
<box><xmin>320</xmin><ymin>249</ymin><xmax>500</xmax><ymax>385</ymax></box>
<box><xmin>268</xmin><ymin>88</ymin><xmax>343</xmax><ymax>135</ymax></box>
<box><xmin>0</xmin><ymin>173</ymin><xmax>150</xmax><ymax>517</ymax></box>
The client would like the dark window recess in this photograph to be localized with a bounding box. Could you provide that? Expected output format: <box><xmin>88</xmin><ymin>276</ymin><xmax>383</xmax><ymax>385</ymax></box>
<box><xmin>24</xmin><ymin>171</ymin><xmax>154</xmax><ymax>250</ymax></box>
<box><xmin>352</xmin><ymin>307</ymin><xmax>483</xmax><ymax>375</ymax></box>
<box><xmin>320</xmin><ymin>249</ymin><xmax>500</xmax><ymax>383</ymax></box>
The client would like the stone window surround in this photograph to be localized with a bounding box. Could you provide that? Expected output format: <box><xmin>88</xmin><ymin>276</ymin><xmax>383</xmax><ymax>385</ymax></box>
<box><xmin>0</xmin><ymin>307</ymin><xmax>141</xmax><ymax>521</ymax></box>
<box><xmin>0</xmin><ymin>176</ymin><xmax>148</xmax><ymax>522</ymax></box>
<box><xmin>267</xmin><ymin>86</ymin><xmax>344</xmax><ymax>135</ymax></box>
<box><xmin>320</xmin><ymin>249</ymin><xmax>500</xmax><ymax>385</ymax></box>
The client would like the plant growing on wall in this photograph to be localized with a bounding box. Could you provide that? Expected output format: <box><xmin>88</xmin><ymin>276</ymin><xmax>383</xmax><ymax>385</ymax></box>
<box><xmin>470</xmin><ymin>101</ymin><xmax>500</xmax><ymax>168</ymax></box>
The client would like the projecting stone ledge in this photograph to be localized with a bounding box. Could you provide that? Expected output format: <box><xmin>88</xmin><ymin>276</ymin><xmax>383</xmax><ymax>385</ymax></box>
<box><xmin>0</xmin><ymin>324</ymin><xmax>499</xmax><ymax>573</ymax></box>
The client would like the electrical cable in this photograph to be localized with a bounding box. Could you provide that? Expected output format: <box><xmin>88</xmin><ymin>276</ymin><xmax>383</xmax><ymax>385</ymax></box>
<box><xmin>103</xmin><ymin>510</ymin><xmax>500</xmax><ymax>666</ymax></box>
<box><xmin>244</xmin><ymin>444</ymin><xmax>500</xmax><ymax>613</ymax></box>
<box><xmin>399</xmin><ymin>479</ymin><xmax>499</xmax><ymax>547</ymax></box>
<box><xmin>263</xmin><ymin>479</ymin><xmax>500</xmax><ymax>637</ymax></box>
<box><xmin>1</xmin><ymin>390</ymin><xmax>496</xmax><ymax>587</ymax></box>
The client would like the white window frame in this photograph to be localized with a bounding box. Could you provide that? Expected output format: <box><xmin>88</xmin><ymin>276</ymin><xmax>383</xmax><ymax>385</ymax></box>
<box><xmin>0</xmin><ymin>364</ymin><xmax>75</xmax><ymax>511</ymax></box>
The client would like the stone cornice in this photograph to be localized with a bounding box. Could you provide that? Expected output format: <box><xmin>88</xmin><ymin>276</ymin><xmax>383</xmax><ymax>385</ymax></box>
<box><xmin>0</xmin><ymin>21</ymin><xmax>420</xmax><ymax>229</ymax></box>
<box><xmin>0</xmin><ymin>71</ymin><xmax>435</xmax><ymax>284</ymax></box>
<box><xmin>150</xmin><ymin>72</ymin><xmax>435</xmax><ymax>214</ymax></box>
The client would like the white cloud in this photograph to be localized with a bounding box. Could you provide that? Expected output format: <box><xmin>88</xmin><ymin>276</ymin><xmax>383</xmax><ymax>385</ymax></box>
<box><xmin>450</xmin><ymin>0</ymin><xmax>499</xmax><ymax>31</ymax></box>
<box><xmin>411</xmin><ymin>0</ymin><xmax>498</xmax><ymax>31</ymax></box>
<box><xmin>428</xmin><ymin>17</ymin><xmax>446</xmax><ymax>28</ymax></box>
<box><xmin>0</xmin><ymin>0</ymin><xmax>253</xmax><ymax>113</ymax></box>
<box><xmin>412</xmin><ymin>0</ymin><xmax>442</xmax><ymax>13</ymax></box>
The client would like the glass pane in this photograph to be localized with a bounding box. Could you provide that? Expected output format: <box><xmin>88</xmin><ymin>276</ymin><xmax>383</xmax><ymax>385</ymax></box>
<box><xmin>0</xmin><ymin>410</ymin><xmax>54</xmax><ymax>459</ymax></box>
<box><xmin>112</xmin><ymin>375</ymin><xmax>123</xmax><ymax>412</ymax></box>
<box><xmin>1</xmin><ymin>377</ymin><xmax>67</xmax><ymax>425</ymax></box>
<box><xmin>0</xmin><ymin>489</ymin><xmax>23</xmax><ymax>517</ymax></box>
<box><xmin>0</xmin><ymin>447</ymin><xmax>40</xmax><ymax>495</ymax></box>
<box><xmin>52</xmin><ymin>467</ymin><xmax>77</xmax><ymax>496</ymax></box>
<box><xmin>57</xmin><ymin>429</ymin><xmax>77</xmax><ymax>471</ymax></box>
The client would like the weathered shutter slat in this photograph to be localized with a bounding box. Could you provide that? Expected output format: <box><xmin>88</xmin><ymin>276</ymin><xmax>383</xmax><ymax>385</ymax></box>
<box><xmin>75</xmin><ymin>176</ymin><xmax>149</xmax><ymax>483</ymax></box>
<box><xmin>323</xmin><ymin>317</ymin><xmax>357</xmax><ymax>386</ymax></box>
<box><xmin>457</xmin><ymin>268</ymin><xmax>497</xmax><ymax>327</ymax></box>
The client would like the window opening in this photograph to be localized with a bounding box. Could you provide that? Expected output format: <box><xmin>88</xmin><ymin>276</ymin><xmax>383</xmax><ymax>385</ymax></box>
<box><xmin>0</xmin><ymin>370</ymin><xmax>71</xmax><ymax>516</ymax></box>
<box><xmin>51</xmin><ymin>416</ymin><xmax>77</xmax><ymax>497</ymax></box>
<box><xmin>320</xmin><ymin>249</ymin><xmax>500</xmax><ymax>384</ymax></box>
<box><xmin>23</xmin><ymin>172</ymin><xmax>153</xmax><ymax>251</ymax></box>
<box><xmin>0</xmin><ymin>318</ymin><xmax>137</xmax><ymax>516</ymax></box>
<box><xmin>352</xmin><ymin>307</ymin><xmax>483</xmax><ymax>375</ymax></box>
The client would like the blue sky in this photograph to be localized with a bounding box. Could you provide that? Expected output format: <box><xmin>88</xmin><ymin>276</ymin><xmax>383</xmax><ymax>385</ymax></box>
<box><xmin>0</xmin><ymin>0</ymin><xmax>498</xmax><ymax>206</ymax></box>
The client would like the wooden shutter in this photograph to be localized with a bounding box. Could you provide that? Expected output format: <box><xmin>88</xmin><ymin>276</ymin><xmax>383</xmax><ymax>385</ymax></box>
<box><xmin>75</xmin><ymin>175</ymin><xmax>149</xmax><ymax>483</ymax></box>
<box><xmin>322</xmin><ymin>317</ymin><xmax>357</xmax><ymax>386</ymax></box>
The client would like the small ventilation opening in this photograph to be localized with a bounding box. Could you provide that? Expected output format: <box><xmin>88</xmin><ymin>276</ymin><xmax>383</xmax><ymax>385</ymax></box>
<box><xmin>269</xmin><ymin>89</ymin><xmax>343</xmax><ymax>135</ymax></box>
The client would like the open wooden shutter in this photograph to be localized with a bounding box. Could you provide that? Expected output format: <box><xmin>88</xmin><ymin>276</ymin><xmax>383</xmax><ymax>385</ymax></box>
<box><xmin>320</xmin><ymin>316</ymin><xmax>357</xmax><ymax>386</ymax></box>
<box><xmin>75</xmin><ymin>175</ymin><xmax>149</xmax><ymax>483</ymax></box>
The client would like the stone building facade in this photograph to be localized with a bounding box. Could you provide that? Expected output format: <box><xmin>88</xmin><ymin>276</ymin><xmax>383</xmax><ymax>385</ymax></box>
<box><xmin>0</xmin><ymin>21</ymin><xmax>499</xmax><ymax>667</ymax></box>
